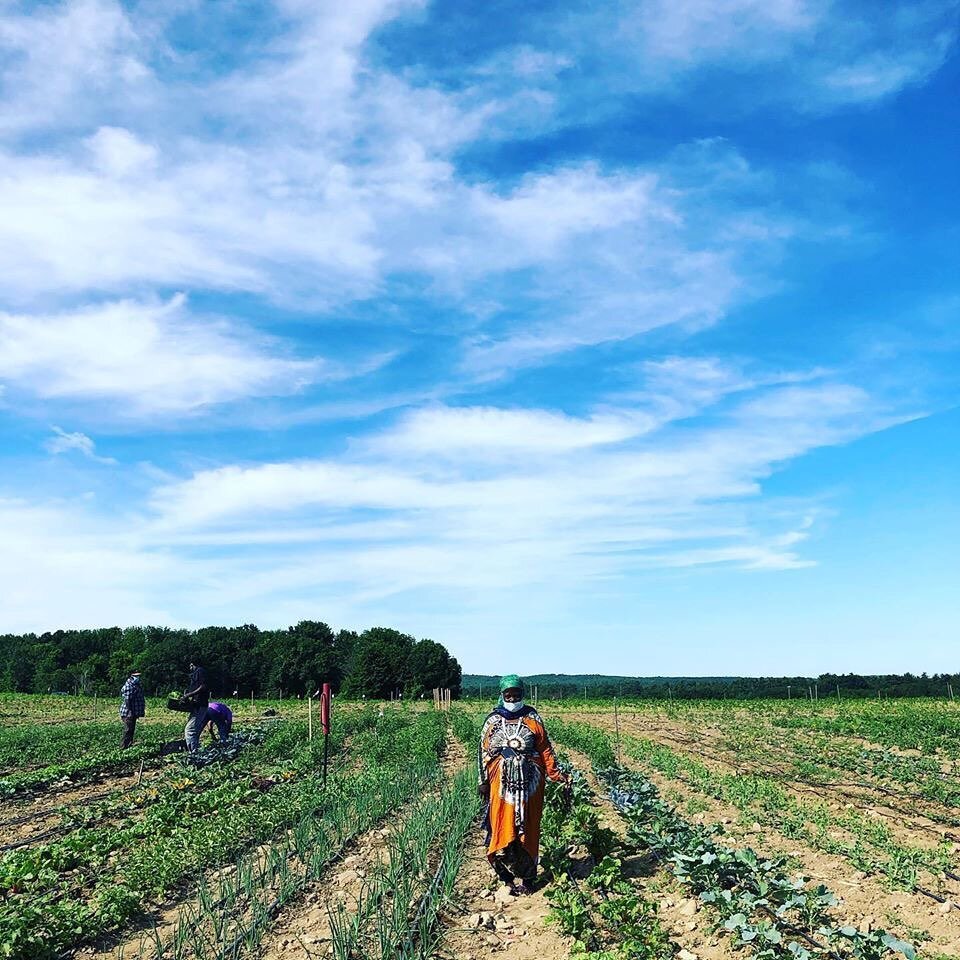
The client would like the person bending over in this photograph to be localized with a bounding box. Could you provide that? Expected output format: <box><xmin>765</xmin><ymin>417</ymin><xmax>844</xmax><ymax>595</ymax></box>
<box><xmin>205</xmin><ymin>701</ymin><xmax>233</xmax><ymax>742</ymax></box>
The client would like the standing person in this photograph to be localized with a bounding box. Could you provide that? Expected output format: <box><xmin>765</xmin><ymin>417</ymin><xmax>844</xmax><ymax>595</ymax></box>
<box><xmin>183</xmin><ymin>661</ymin><xmax>210</xmax><ymax>752</ymax></box>
<box><xmin>205</xmin><ymin>701</ymin><xmax>233</xmax><ymax>742</ymax></box>
<box><xmin>477</xmin><ymin>674</ymin><xmax>570</xmax><ymax>895</ymax></box>
<box><xmin>119</xmin><ymin>669</ymin><xmax>145</xmax><ymax>749</ymax></box>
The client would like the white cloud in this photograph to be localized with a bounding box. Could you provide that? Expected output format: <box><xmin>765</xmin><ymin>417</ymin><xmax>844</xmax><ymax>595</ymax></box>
<box><xmin>365</xmin><ymin>405</ymin><xmax>648</xmax><ymax>460</ymax></box>
<box><xmin>44</xmin><ymin>426</ymin><xmax>117</xmax><ymax>464</ymax></box>
<box><xmin>0</xmin><ymin>497</ymin><xmax>173</xmax><ymax>632</ymax></box>
<box><xmin>630</xmin><ymin>0</ymin><xmax>819</xmax><ymax>65</ymax></box>
<box><xmin>147</xmin><ymin>369</ymin><xmax>888</xmax><ymax>580</ymax></box>
<box><xmin>543</xmin><ymin>0</ymin><xmax>957</xmax><ymax>109</ymax></box>
<box><xmin>0</xmin><ymin>0</ymin><xmax>150</xmax><ymax>137</ymax></box>
<box><xmin>0</xmin><ymin>295</ymin><xmax>320</xmax><ymax>414</ymax></box>
<box><xmin>0</xmin><ymin>355</ymin><xmax>920</xmax><ymax>644</ymax></box>
<box><xmin>85</xmin><ymin>126</ymin><xmax>157</xmax><ymax>177</ymax></box>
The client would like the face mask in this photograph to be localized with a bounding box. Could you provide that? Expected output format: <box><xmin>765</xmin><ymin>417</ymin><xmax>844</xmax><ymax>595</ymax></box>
<box><xmin>502</xmin><ymin>699</ymin><xmax>524</xmax><ymax>713</ymax></box>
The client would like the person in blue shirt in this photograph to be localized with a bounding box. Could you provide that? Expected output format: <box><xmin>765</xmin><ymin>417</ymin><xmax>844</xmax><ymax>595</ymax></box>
<box><xmin>205</xmin><ymin>701</ymin><xmax>233</xmax><ymax>743</ymax></box>
<box><xmin>119</xmin><ymin>670</ymin><xmax>146</xmax><ymax>749</ymax></box>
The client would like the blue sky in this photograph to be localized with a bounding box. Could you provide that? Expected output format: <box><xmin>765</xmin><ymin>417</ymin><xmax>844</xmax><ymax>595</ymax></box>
<box><xmin>0</xmin><ymin>0</ymin><xmax>957</xmax><ymax>676</ymax></box>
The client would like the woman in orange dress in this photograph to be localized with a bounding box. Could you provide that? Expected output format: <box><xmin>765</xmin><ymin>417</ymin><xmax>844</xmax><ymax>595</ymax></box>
<box><xmin>477</xmin><ymin>674</ymin><xmax>570</xmax><ymax>894</ymax></box>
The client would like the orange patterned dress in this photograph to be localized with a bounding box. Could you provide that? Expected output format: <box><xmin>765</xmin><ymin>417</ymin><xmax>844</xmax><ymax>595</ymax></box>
<box><xmin>478</xmin><ymin>707</ymin><xmax>564</xmax><ymax>866</ymax></box>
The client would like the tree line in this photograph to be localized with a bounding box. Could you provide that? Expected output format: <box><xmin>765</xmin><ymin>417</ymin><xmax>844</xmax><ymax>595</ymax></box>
<box><xmin>461</xmin><ymin>671</ymin><xmax>960</xmax><ymax>699</ymax></box>
<box><xmin>0</xmin><ymin>622</ymin><xmax>462</xmax><ymax>700</ymax></box>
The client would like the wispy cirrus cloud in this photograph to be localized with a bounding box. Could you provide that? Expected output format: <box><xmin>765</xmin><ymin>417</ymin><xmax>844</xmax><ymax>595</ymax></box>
<box><xmin>44</xmin><ymin>426</ymin><xmax>117</xmax><ymax>464</ymax></box>
<box><xmin>0</xmin><ymin>0</ymin><xmax>954</xmax><ymax>665</ymax></box>
<box><xmin>146</xmin><ymin>366</ymin><xmax>889</xmax><ymax>586</ymax></box>
<box><xmin>0</xmin><ymin>294</ymin><xmax>320</xmax><ymax>415</ymax></box>
<box><xmin>1</xmin><ymin>358</ymin><xmax>876</xmax><ymax>632</ymax></box>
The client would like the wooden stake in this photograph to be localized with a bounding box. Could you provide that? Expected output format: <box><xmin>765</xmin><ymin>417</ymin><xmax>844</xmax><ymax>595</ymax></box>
<box><xmin>308</xmin><ymin>695</ymin><xmax>313</xmax><ymax>742</ymax></box>
<box><xmin>136</xmin><ymin>759</ymin><xmax>145</xmax><ymax>786</ymax></box>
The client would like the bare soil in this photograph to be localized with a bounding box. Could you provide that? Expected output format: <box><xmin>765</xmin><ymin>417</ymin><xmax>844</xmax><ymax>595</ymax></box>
<box><xmin>561</xmin><ymin>743</ymin><xmax>743</xmax><ymax>960</ymax></box>
<box><xmin>563</xmin><ymin>715</ymin><xmax>960</xmax><ymax>956</ymax></box>
<box><xmin>570</xmin><ymin>711</ymin><xmax>960</xmax><ymax>859</ymax></box>
<box><xmin>0</xmin><ymin>764</ymin><xmax>169</xmax><ymax>848</ymax></box>
<box><xmin>256</xmin><ymin>720</ymin><xmax>472</xmax><ymax>960</ymax></box>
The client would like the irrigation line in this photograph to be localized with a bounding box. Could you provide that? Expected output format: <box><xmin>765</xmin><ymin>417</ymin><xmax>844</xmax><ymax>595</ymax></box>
<box><xmin>0</xmin><ymin>787</ymin><xmax>116</xmax><ymax>829</ymax></box>
<box><xmin>644</xmin><ymin>733</ymin><xmax>960</xmax><ymax>815</ymax></box>
<box><xmin>628</xmin><ymin>724</ymin><xmax>960</xmax><ymax>804</ymax></box>
<box><xmin>647</xmin><ymin>766</ymin><xmax>960</xmax><ymax>902</ymax></box>
<box><xmin>0</xmin><ymin>825</ymin><xmax>62</xmax><ymax>851</ymax></box>
<box><xmin>614</xmin><ymin>737</ymin><xmax>960</xmax><ymax>887</ymax></box>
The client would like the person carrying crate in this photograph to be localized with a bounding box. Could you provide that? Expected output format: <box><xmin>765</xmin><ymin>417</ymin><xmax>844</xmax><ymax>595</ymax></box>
<box><xmin>119</xmin><ymin>669</ymin><xmax>146</xmax><ymax>749</ymax></box>
<box><xmin>183</xmin><ymin>661</ymin><xmax>210</xmax><ymax>752</ymax></box>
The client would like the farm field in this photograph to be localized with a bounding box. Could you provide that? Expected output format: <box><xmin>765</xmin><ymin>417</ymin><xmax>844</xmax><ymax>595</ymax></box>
<box><xmin>1</xmin><ymin>695</ymin><xmax>960</xmax><ymax>960</ymax></box>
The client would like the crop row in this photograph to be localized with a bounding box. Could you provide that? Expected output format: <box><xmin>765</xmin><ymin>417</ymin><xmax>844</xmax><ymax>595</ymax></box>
<box><xmin>623</xmin><ymin>735</ymin><xmax>956</xmax><ymax>895</ymax></box>
<box><xmin>146</xmin><ymin>709</ymin><xmax>467</xmax><ymax>960</ymax></box>
<box><xmin>0</xmin><ymin>718</ymin><xmax>187</xmax><ymax>772</ymax></box>
<box><xmin>602</xmin><ymin>766</ymin><xmax>915</xmax><ymax>960</ymax></box>
<box><xmin>549</xmin><ymin>720</ymin><xmax>917</xmax><ymax>960</ymax></box>
<box><xmin>541</xmin><ymin>758</ymin><xmax>675</xmax><ymax>960</ymax></box>
<box><xmin>660</xmin><ymin>708</ymin><xmax>960</xmax><ymax>812</ymax></box>
<box><xmin>0</xmin><ymin>709</ymin><xmax>435</xmax><ymax>959</ymax></box>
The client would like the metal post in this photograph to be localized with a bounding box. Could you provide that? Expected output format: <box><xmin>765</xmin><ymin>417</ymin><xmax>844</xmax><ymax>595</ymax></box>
<box><xmin>614</xmin><ymin>697</ymin><xmax>622</xmax><ymax>766</ymax></box>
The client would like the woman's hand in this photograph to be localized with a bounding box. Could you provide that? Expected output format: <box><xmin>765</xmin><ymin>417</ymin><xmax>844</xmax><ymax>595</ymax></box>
<box><xmin>477</xmin><ymin>781</ymin><xmax>490</xmax><ymax>799</ymax></box>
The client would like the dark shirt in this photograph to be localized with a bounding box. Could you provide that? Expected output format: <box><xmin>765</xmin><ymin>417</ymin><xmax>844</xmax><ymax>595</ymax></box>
<box><xmin>119</xmin><ymin>676</ymin><xmax>146</xmax><ymax>718</ymax></box>
<box><xmin>187</xmin><ymin>667</ymin><xmax>209</xmax><ymax>708</ymax></box>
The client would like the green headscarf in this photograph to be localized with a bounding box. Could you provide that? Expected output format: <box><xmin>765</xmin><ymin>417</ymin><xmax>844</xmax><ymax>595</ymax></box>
<box><xmin>498</xmin><ymin>674</ymin><xmax>524</xmax><ymax>706</ymax></box>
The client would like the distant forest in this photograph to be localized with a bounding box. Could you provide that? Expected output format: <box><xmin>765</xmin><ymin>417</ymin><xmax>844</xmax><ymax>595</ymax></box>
<box><xmin>462</xmin><ymin>672</ymin><xmax>960</xmax><ymax>699</ymax></box>
<box><xmin>0</xmin><ymin>623</ymin><xmax>462</xmax><ymax>700</ymax></box>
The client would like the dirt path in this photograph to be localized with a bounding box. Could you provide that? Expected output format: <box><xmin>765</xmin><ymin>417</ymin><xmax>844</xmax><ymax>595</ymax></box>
<box><xmin>0</xmin><ymin>765</ymin><xmax>171</xmax><ymax>848</ymax></box>
<box><xmin>432</xmin><ymin>820</ymin><xmax>572</xmax><ymax>960</ymax></box>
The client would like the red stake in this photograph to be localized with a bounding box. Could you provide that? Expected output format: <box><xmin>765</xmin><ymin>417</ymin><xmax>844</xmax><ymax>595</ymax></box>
<box><xmin>321</xmin><ymin>683</ymin><xmax>332</xmax><ymax>786</ymax></box>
